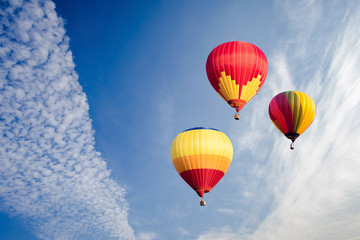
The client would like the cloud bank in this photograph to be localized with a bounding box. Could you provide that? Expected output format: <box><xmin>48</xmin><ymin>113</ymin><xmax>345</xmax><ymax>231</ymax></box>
<box><xmin>197</xmin><ymin>1</ymin><xmax>360</xmax><ymax>239</ymax></box>
<box><xmin>0</xmin><ymin>0</ymin><xmax>134</xmax><ymax>239</ymax></box>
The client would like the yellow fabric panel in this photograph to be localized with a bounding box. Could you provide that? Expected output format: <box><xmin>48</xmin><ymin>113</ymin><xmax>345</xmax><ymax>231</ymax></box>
<box><xmin>240</xmin><ymin>74</ymin><xmax>262</xmax><ymax>103</ymax></box>
<box><xmin>172</xmin><ymin>154</ymin><xmax>232</xmax><ymax>174</ymax></box>
<box><xmin>284</xmin><ymin>91</ymin><xmax>302</xmax><ymax>132</ymax></box>
<box><xmin>170</xmin><ymin>128</ymin><xmax>233</xmax><ymax>164</ymax></box>
<box><xmin>294</xmin><ymin>91</ymin><xmax>316</xmax><ymax>135</ymax></box>
<box><xmin>218</xmin><ymin>71</ymin><xmax>239</xmax><ymax>101</ymax></box>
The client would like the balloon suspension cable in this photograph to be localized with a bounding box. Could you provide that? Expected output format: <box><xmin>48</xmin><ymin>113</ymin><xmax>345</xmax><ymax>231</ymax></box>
<box><xmin>200</xmin><ymin>198</ymin><xmax>206</xmax><ymax>206</ymax></box>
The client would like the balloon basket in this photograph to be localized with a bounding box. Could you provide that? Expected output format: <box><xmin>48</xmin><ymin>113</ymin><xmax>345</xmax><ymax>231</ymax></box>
<box><xmin>234</xmin><ymin>113</ymin><xmax>240</xmax><ymax>120</ymax></box>
<box><xmin>290</xmin><ymin>143</ymin><xmax>295</xmax><ymax>150</ymax></box>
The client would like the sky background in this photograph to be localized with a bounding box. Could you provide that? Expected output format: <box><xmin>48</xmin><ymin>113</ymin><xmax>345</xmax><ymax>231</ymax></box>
<box><xmin>1</xmin><ymin>0</ymin><xmax>360</xmax><ymax>239</ymax></box>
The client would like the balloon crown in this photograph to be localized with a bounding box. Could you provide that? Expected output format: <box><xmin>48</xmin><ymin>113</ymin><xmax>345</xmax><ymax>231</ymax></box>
<box><xmin>183</xmin><ymin>127</ymin><xmax>219</xmax><ymax>132</ymax></box>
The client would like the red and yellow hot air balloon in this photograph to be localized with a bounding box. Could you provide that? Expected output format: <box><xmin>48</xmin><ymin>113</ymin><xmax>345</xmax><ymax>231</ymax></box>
<box><xmin>206</xmin><ymin>41</ymin><xmax>268</xmax><ymax>120</ymax></box>
<box><xmin>170</xmin><ymin>127</ymin><xmax>233</xmax><ymax>206</ymax></box>
<box><xmin>268</xmin><ymin>91</ymin><xmax>316</xmax><ymax>150</ymax></box>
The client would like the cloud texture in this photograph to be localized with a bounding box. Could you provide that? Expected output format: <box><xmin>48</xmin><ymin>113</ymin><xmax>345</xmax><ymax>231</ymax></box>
<box><xmin>251</xmin><ymin>5</ymin><xmax>360</xmax><ymax>239</ymax></box>
<box><xmin>0</xmin><ymin>0</ymin><xmax>134</xmax><ymax>239</ymax></box>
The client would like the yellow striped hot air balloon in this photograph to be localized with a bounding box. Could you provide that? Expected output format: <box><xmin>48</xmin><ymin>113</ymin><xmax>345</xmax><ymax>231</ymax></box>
<box><xmin>170</xmin><ymin>127</ymin><xmax>233</xmax><ymax>206</ymax></box>
<box><xmin>268</xmin><ymin>91</ymin><xmax>316</xmax><ymax>149</ymax></box>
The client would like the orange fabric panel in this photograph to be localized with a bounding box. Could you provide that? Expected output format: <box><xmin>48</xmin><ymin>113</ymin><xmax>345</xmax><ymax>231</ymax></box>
<box><xmin>172</xmin><ymin>154</ymin><xmax>231</xmax><ymax>174</ymax></box>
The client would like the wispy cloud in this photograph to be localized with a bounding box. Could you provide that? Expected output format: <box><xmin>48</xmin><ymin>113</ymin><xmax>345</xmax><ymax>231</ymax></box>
<box><xmin>197</xmin><ymin>1</ymin><xmax>360</xmax><ymax>239</ymax></box>
<box><xmin>0</xmin><ymin>1</ymin><xmax>134</xmax><ymax>239</ymax></box>
<box><xmin>275</xmin><ymin>0</ymin><xmax>323</xmax><ymax>44</ymax></box>
<box><xmin>252</xmin><ymin>5</ymin><xmax>360</xmax><ymax>239</ymax></box>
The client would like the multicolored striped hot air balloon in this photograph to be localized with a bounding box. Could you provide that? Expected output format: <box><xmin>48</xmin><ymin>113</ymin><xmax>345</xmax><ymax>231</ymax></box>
<box><xmin>268</xmin><ymin>91</ymin><xmax>316</xmax><ymax>150</ymax></box>
<box><xmin>206</xmin><ymin>41</ymin><xmax>268</xmax><ymax>120</ymax></box>
<box><xmin>170</xmin><ymin>127</ymin><xmax>233</xmax><ymax>206</ymax></box>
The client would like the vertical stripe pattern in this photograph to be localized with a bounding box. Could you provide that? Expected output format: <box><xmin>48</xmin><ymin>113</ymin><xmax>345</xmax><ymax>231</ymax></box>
<box><xmin>269</xmin><ymin>91</ymin><xmax>316</xmax><ymax>139</ymax></box>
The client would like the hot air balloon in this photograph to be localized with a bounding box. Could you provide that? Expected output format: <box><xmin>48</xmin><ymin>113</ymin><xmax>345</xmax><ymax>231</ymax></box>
<box><xmin>170</xmin><ymin>127</ymin><xmax>233</xmax><ymax>206</ymax></box>
<box><xmin>206</xmin><ymin>41</ymin><xmax>268</xmax><ymax>120</ymax></box>
<box><xmin>268</xmin><ymin>91</ymin><xmax>316</xmax><ymax>150</ymax></box>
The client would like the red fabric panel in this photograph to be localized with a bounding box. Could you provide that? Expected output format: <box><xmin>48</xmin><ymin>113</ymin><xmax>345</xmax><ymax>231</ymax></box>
<box><xmin>276</xmin><ymin>92</ymin><xmax>294</xmax><ymax>133</ymax></box>
<box><xmin>180</xmin><ymin>169</ymin><xmax>225</xmax><ymax>197</ymax></box>
<box><xmin>269</xmin><ymin>92</ymin><xmax>295</xmax><ymax>134</ymax></box>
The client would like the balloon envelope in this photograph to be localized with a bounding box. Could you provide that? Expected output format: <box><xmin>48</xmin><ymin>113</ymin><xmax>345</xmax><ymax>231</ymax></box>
<box><xmin>206</xmin><ymin>41</ymin><xmax>268</xmax><ymax>113</ymax></box>
<box><xmin>268</xmin><ymin>91</ymin><xmax>316</xmax><ymax>143</ymax></box>
<box><xmin>170</xmin><ymin>127</ymin><xmax>233</xmax><ymax>198</ymax></box>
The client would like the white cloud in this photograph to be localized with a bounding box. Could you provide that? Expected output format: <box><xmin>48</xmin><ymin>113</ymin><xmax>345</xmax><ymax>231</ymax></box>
<box><xmin>176</xmin><ymin>226</ymin><xmax>191</xmax><ymax>237</ymax></box>
<box><xmin>215</xmin><ymin>208</ymin><xmax>235</xmax><ymax>215</ymax></box>
<box><xmin>136</xmin><ymin>231</ymin><xmax>157</xmax><ymax>240</ymax></box>
<box><xmin>276</xmin><ymin>0</ymin><xmax>323</xmax><ymax>43</ymax></box>
<box><xmin>267</xmin><ymin>52</ymin><xmax>295</xmax><ymax>94</ymax></box>
<box><xmin>0</xmin><ymin>0</ymin><xmax>134</xmax><ymax>239</ymax></box>
<box><xmin>196</xmin><ymin>226</ymin><xmax>244</xmax><ymax>240</ymax></box>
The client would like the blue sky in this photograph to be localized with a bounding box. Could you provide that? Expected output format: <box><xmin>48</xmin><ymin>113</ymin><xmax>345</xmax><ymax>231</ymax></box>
<box><xmin>1</xmin><ymin>0</ymin><xmax>360</xmax><ymax>239</ymax></box>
